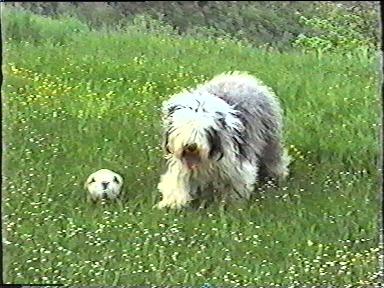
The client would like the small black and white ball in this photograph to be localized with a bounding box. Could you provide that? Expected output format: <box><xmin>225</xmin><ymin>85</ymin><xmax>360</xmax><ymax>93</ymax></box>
<box><xmin>85</xmin><ymin>169</ymin><xmax>123</xmax><ymax>202</ymax></box>
<box><xmin>156</xmin><ymin>71</ymin><xmax>291</xmax><ymax>209</ymax></box>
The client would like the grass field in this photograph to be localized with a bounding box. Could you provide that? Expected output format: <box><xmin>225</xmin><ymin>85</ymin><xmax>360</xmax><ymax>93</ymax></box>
<box><xmin>2</xmin><ymin>16</ymin><xmax>382</xmax><ymax>286</ymax></box>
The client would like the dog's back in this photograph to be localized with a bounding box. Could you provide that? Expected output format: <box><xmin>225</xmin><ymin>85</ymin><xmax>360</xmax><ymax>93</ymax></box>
<box><xmin>205</xmin><ymin>72</ymin><xmax>288</xmax><ymax>178</ymax></box>
<box><xmin>201</xmin><ymin>71</ymin><xmax>283</xmax><ymax>136</ymax></box>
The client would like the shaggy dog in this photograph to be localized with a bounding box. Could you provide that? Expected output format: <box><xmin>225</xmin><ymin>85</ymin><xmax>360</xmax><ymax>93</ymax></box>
<box><xmin>155</xmin><ymin>71</ymin><xmax>290</xmax><ymax>209</ymax></box>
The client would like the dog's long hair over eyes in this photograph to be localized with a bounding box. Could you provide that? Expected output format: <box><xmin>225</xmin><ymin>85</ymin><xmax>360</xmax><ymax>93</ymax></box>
<box><xmin>161</xmin><ymin>92</ymin><xmax>246</xmax><ymax>167</ymax></box>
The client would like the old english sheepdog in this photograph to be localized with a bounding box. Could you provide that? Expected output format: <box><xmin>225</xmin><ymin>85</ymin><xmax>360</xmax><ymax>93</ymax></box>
<box><xmin>155</xmin><ymin>71</ymin><xmax>290</xmax><ymax>209</ymax></box>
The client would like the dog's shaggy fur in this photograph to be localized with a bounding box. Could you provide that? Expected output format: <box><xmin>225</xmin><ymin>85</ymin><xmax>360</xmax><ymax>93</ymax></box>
<box><xmin>155</xmin><ymin>71</ymin><xmax>290</xmax><ymax>209</ymax></box>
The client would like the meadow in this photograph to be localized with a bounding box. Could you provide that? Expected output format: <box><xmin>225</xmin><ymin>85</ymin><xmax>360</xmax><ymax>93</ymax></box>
<box><xmin>2</xmin><ymin>11</ymin><xmax>382</xmax><ymax>286</ymax></box>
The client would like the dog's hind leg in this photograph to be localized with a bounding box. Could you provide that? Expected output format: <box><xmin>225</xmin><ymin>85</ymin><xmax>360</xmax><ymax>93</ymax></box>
<box><xmin>258</xmin><ymin>139</ymin><xmax>290</xmax><ymax>182</ymax></box>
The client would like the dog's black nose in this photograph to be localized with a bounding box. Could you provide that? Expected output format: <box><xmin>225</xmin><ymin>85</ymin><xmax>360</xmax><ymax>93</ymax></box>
<box><xmin>101</xmin><ymin>182</ymin><xmax>109</xmax><ymax>190</ymax></box>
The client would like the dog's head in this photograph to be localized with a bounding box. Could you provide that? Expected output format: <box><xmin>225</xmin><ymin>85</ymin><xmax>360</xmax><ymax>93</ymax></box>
<box><xmin>161</xmin><ymin>92</ymin><xmax>244</xmax><ymax>171</ymax></box>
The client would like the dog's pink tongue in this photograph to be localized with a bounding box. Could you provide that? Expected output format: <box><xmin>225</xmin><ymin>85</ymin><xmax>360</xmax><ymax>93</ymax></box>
<box><xmin>184</xmin><ymin>153</ymin><xmax>200</xmax><ymax>170</ymax></box>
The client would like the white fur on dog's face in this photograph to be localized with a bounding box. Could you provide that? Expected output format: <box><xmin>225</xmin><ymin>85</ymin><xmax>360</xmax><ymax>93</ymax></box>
<box><xmin>85</xmin><ymin>169</ymin><xmax>123</xmax><ymax>201</ymax></box>
<box><xmin>162</xmin><ymin>91</ymin><xmax>244</xmax><ymax>170</ymax></box>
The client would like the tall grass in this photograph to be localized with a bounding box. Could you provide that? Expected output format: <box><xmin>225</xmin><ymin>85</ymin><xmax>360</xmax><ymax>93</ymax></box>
<box><xmin>2</xmin><ymin>8</ymin><xmax>382</xmax><ymax>286</ymax></box>
<box><xmin>2</xmin><ymin>7</ymin><xmax>89</xmax><ymax>45</ymax></box>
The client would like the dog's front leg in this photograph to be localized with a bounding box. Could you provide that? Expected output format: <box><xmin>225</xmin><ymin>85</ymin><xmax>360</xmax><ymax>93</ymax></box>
<box><xmin>155</xmin><ymin>162</ymin><xmax>193</xmax><ymax>209</ymax></box>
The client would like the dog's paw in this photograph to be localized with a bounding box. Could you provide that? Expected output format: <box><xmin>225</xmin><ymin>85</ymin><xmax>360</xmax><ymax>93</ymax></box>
<box><xmin>154</xmin><ymin>199</ymin><xmax>190</xmax><ymax>210</ymax></box>
<box><xmin>153</xmin><ymin>200</ymin><xmax>168</xmax><ymax>210</ymax></box>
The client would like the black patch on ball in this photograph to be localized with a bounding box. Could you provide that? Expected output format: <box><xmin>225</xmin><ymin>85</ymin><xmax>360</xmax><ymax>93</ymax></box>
<box><xmin>113</xmin><ymin>176</ymin><xmax>120</xmax><ymax>184</ymax></box>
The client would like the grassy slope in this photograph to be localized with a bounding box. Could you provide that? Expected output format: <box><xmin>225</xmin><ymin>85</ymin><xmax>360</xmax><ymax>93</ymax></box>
<box><xmin>3</xmin><ymin>30</ymin><xmax>381</xmax><ymax>286</ymax></box>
